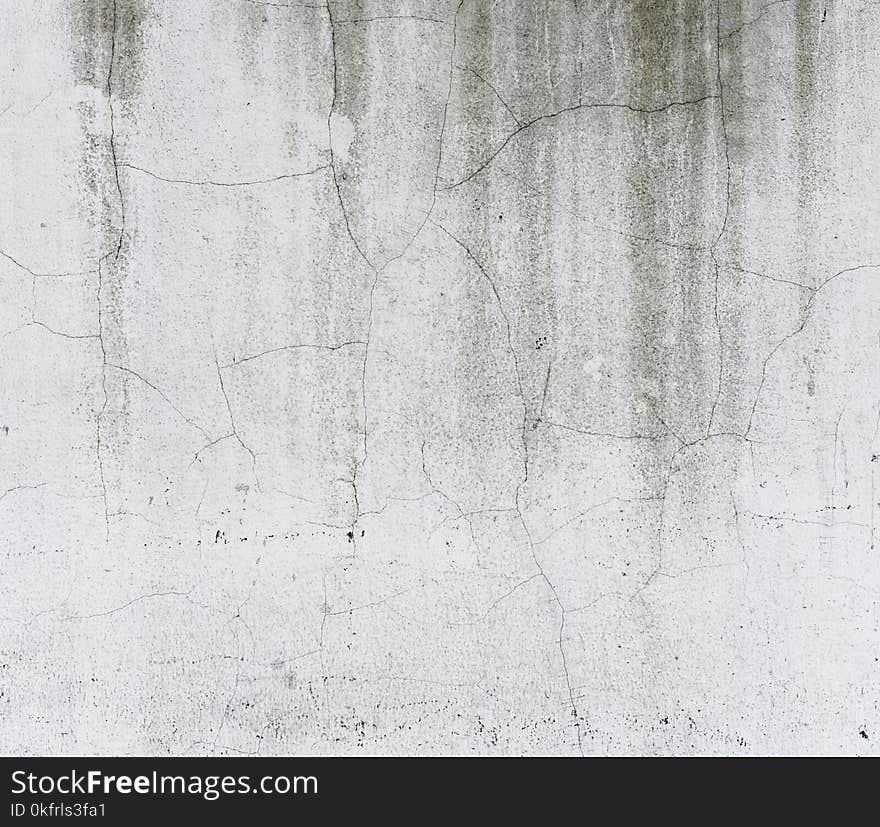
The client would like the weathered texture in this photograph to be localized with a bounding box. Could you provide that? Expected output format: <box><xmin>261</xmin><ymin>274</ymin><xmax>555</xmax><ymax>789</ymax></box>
<box><xmin>1</xmin><ymin>0</ymin><xmax>878</xmax><ymax>756</ymax></box>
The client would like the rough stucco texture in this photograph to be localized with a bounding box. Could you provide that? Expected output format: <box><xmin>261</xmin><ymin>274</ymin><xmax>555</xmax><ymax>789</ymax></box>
<box><xmin>1</xmin><ymin>0</ymin><xmax>879</xmax><ymax>757</ymax></box>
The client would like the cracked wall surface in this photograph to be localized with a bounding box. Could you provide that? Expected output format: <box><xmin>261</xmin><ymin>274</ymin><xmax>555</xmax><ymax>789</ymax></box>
<box><xmin>1</xmin><ymin>0</ymin><xmax>879</xmax><ymax>756</ymax></box>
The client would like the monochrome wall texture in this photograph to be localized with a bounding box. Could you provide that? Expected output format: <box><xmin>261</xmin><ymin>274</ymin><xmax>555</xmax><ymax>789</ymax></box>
<box><xmin>2</xmin><ymin>0</ymin><xmax>878</xmax><ymax>756</ymax></box>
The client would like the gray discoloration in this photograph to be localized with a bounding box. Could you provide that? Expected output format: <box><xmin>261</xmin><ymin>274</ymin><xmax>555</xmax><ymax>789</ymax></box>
<box><xmin>793</xmin><ymin>0</ymin><xmax>824</xmax><ymax>284</ymax></box>
<box><xmin>68</xmin><ymin>0</ymin><xmax>148</xmax><ymax>262</ymax></box>
<box><xmin>67</xmin><ymin>1</ymin><xmax>150</xmax><ymax>533</ymax></box>
<box><xmin>70</xmin><ymin>0</ymin><xmax>148</xmax><ymax>100</ymax></box>
<box><xmin>624</xmin><ymin>1</ymin><xmax>716</xmax><ymax>440</ymax></box>
<box><xmin>2</xmin><ymin>0</ymin><xmax>880</xmax><ymax>757</ymax></box>
<box><xmin>447</xmin><ymin>3</ymin><xmax>559</xmax><ymax>422</ymax></box>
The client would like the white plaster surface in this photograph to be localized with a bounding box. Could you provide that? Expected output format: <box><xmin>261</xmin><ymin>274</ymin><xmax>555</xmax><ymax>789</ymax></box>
<box><xmin>1</xmin><ymin>0</ymin><xmax>879</xmax><ymax>755</ymax></box>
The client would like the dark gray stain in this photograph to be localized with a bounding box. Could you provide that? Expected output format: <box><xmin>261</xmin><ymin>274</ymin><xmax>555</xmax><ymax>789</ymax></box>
<box><xmin>444</xmin><ymin>4</ymin><xmax>503</xmax><ymax>429</ymax></box>
<box><xmin>453</xmin><ymin>4</ymin><xmax>559</xmax><ymax>425</ymax></box>
<box><xmin>625</xmin><ymin>0</ymin><xmax>713</xmax><ymax>440</ymax></box>
<box><xmin>70</xmin><ymin>0</ymin><xmax>112</xmax><ymax>88</ymax></box>
<box><xmin>69</xmin><ymin>0</ymin><xmax>147</xmax><ymax>252</ymax></box>
<box><xmin>329</xmin><ymin>2</ymin><xmax>372</xmax><ymax>134</ymax></box>
<box><xmin>326</xmin><ymin>2</ymin><xmax>401</xmax><ymax>264</ymax></box>
<box><xmin>68</xmin><ymin>1</ymin><xmax>149</xmax><ymax>420</ymax></box>
<box><xmin>793</xmin><ymin>0</ymin><xmax>822</xmax><ymax>287</ymax></box>
<box><xmin>69</xmin><ymin>1</ymin><xmax>113</xmax><ymax>242</ymax></box>
<box><xmin>71</xmin><ymin>0</ymin><xmax>147</xmax><ymax>101</ymax></box>
<box><xmin>625</xmin><ymin>0</ymin><xmax>677</xmax><ymax>422</ymax></box>
<box><xmin>715</xmin><ymin>0</ymin><xmax>748</xmax><ymax>433</ymax></box>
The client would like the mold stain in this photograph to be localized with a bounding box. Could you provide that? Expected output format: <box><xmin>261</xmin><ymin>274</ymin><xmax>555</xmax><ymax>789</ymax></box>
<box><xmin>710</xmin><ymin>0</ymin><xmax>748</xmax><ymax>433</ymax></box>
<box><xmin>67</xmin><ymin>1</ymin><xmax>149</xmax><ymax>471</ymax></box>
<box><xmin>793</xmin><ymin>0</ymin><xmax>822</xmax><ymax>287</ymax></box>
<box><xmin>68</xmin><ymin>0</ymin><xmax>148</xmax><ymax>262</ymax></box>
<box><xmin>624</xmin><ymin>0</ymin><xmax>713</xmax><ymax>440</ymax></box>
<box><xmin>452</xmin><ymin>3</ymin><xmax>504</xmax><ymax>414</ymax></box>
<box><xmin>71</xmin><ymin>0</ymin><xmax>147</xmax><ymax>103</ymax></box>
<box><xmin>455</xmin><ymin>4</ymin><xmax>559</xmax><ymax>425</ymax></box>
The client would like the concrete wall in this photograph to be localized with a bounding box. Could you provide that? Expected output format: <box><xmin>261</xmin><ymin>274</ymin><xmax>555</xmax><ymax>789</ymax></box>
<box><xmin>1</xmin><ymin>0</ymin><xmax>878</xmax><ymax>755</ymax></box>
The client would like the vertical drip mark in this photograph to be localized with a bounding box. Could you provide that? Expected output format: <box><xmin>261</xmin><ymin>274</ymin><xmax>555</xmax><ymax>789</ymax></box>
<box><xmin>108</xmin><ymin>0</ymin><xmax>125</xmax><ymax>262</ymax></box>
<box><xmin>707</xmin><ymin>0</ymin><xmax>733</xmax><ymax>436</ymax></box>
<box><xmin>325</xmin><ymin>0</ymin><xmax>372</xmax><ymax>270</ymax></box>
<box><xmin>96</xmin><ymin>1</ymin><xmax>126</xmax><ymax>544</ymax></box>
<box><xmin>325</xmin><ymin>0</ymin><xmax>374</xmax><ymax>548</ymax></box>
<box><xmin>793</xmin><ymin>0</ymin><xmax>820</xmax><ymax>288</ymax></box>
<box><xmin>68</xmin><ymin>0</ymin><xmax>148</xmax><ymax>545</ymax></box>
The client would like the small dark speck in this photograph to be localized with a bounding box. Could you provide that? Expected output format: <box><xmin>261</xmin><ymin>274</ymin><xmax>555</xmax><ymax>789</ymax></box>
<box><xmin>346</xmin><ymin>530</ymin><xmax>354</xmax><ymax>542</ymax></box>
<box><xmin>860</xmin><ymin>729</ymin><xmax>868</xmax><ymax>739</ymax></box>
